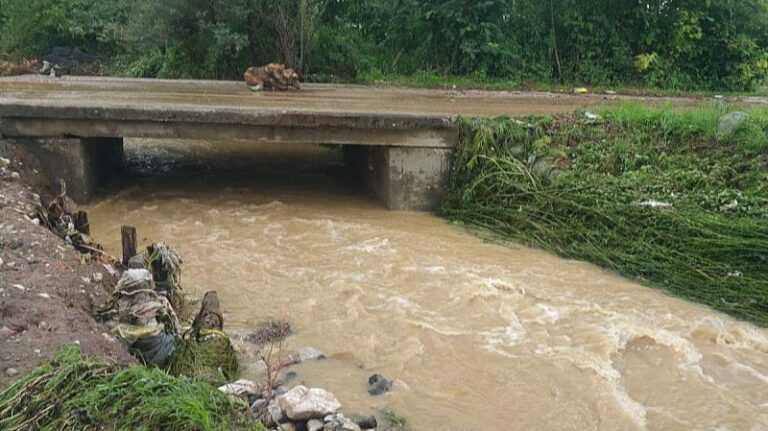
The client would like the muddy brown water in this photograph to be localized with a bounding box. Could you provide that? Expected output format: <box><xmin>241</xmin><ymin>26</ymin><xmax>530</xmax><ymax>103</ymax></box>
<box><xmin>87</xmin><ymin>140</ymin><xmax>768</xmax><ymax>431</ymax></box>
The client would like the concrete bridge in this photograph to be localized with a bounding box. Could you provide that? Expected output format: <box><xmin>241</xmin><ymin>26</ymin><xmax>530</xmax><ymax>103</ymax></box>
<box><xmin>0</xmin><ymin>76</ymin><xmax>637</xmax><ymax>209</ymax></box>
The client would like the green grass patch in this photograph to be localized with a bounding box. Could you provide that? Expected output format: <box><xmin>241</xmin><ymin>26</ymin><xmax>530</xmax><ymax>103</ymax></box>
<box><xmin>309</xmin><ymin>70</ymin><xmax>768</xmax><ymax>98</ymax></box>
<box><xmin>0</xmin><ymin>345</ymin><xmax>263</xmax><ymax>431</ymax></box>
<box><xmin>442</xmin><ymin>104</ymin><xmax>768</xmax><ymax>325</ymax></box>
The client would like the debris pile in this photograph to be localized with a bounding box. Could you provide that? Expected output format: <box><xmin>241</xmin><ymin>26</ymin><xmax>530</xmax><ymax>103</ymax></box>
<box><xmin>34</xmin><ymin>178</ymin><xmax>102</xmax><ymax>255</ymax></box>
<box><xmin>244</xmin><ymin>63</ymin><xmax>301</xmax><ymax>91</ymax></box>
<box><xmin>100</xmin><ymin>231</ymin><xmax>238</xmax><ymax>386</ymax></box>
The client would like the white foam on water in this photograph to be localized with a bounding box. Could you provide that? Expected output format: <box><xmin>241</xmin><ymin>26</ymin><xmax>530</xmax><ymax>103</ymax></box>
<box><xmin>480</xmin><ymin>308</ymin><xmax>527</xmax><ymax>357</ymax></box>
<box><xmin>691</xmin><ymin>316</ymin><xmax>768</xmax><ymax>352</ymax></box>
<box><xmin>607</xmin><ymin>318</ymin><xmax>712</xmax><ymax>382</ymax></box>
<box><xmin>425</xmin><ymin>266</ymin><xmax>448</xmax><ymax>274</ymax></box>
<box><xmin>407</xmin><ymin>320</ymin><xmax>469</xmax><ymax>336</ymax></box>
<box><xmin>346</xmin><ymin>237</ymin><xmax>391</xmax><ymax>253</ymax></box>
<box><xmin>531</xmin><ymin>302</ymin><xmax>566</xmax><ymax>325</ymax></box>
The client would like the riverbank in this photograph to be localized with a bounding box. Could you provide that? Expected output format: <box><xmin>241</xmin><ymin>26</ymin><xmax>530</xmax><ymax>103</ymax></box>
<box><xmin>0</xmin><ymin>143</ymin><xmax>134</xmax><ymax>388</ymax></box>
<box><xmin>442</xmin><ymin>104</ymin><xmax>768</xmax><ymax>326</ymax></box>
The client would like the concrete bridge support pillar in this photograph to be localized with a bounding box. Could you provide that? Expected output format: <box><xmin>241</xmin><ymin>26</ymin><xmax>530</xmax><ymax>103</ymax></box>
<box><xmin>11</xmin><ymin>137</ymin><xmax>123</xmax><ymax>203</ymax></box>
<box><xmin>345</xmin><ymin>145</ymin><xmax>453</xmax><ymax>211</ymax></box>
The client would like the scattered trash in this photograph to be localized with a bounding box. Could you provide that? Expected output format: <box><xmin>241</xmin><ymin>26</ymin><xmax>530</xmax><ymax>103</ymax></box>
<box><xmin>573</xmin><ymin>87</ymin><xmax>589</xmax><ymax>94</ymax></box>
<box><xmin>584</xmin><ymin>111</ymin><xmax>601</xmax><ymax>121</ymax></box>
<box><xmin>637</xmin><ymin>200</ymin><xmax>674</xmax><ymax>211</ymax></box>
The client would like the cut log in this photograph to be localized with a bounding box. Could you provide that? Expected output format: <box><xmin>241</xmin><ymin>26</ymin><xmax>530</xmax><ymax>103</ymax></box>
<box><xmin>121</xmin><ymin>225</ymin><xmax>137</xmax><ymax>266</ymax></box>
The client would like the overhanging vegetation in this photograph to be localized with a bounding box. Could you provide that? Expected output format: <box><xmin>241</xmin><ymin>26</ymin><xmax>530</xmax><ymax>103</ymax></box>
<box><xmin>442</xmin><ymin>104</ymin><xmax>768</xmax><ymax>325</ymax></box>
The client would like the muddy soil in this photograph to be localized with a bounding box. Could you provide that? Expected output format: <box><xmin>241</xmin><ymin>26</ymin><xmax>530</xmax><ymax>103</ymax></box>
<box><xmin>0</xmin><ymin>141</ymin><xmax>133</xmax><ymax>388</ymax></box>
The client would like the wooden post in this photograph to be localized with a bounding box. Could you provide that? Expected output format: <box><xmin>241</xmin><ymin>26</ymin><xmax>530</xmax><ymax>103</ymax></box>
<box><xmin>121</xmin><ymin>225</ymin><xmax>137</xmax><ymax>266</ymax></box>
<box><xmin>73</xmin><ymin>211</ymin><xmax>90</xmax><ymax>235</ymax></box>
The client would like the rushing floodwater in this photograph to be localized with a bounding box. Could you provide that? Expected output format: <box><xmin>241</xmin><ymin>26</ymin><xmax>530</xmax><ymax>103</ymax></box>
<box><xmin>88</xmin><ymin>140</ymin><xmax>768</xmax><ymax>431</ymax></box>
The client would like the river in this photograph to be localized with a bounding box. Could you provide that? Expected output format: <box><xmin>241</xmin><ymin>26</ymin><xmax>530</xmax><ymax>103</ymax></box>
<box><xmin>87</xmin><ymin>139</ymin><xmax>768</xmax><ymax>431</ymax></box>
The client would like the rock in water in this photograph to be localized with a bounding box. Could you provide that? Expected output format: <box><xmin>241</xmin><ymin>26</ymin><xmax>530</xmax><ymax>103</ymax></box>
<box><xmin>351</xmin><ymin>414</ymin><xmax>378</xmax><ymax>429</ymax></box>
<box><xmin>367</xmin><ymin>374</ymin><xmax>392</xmax><ymax>396</ymax></box>
<box><xmin>276</xmin><ymin>385</ymin><xmax>341</xmax><ymax>420</ymax></box>
<box><xmin>717</xmin><ymin>112</ymin><xmax>750</xmax><ymax>137</ymax></box>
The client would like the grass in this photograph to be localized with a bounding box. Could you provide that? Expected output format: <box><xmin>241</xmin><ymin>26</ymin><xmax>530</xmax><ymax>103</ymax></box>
<box><xmin>305</xmin><ymin>70</ymin><xmax>768</xmax><ymax>98</ymax></box>
<box><xmin>442</xmin><ymin>104</ymin><xmax>768</xmax><ymax>325</ymax></box>
<box><xmin>0</xmin><ymin>345</ymin><xmax>263</xmax><ymax>431</ymax></box>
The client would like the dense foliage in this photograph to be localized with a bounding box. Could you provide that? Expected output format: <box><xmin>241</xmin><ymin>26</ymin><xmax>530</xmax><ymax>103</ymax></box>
<box><xmin>0</xmin><ymin>0</ymin><xmax>767</xmax><ymax>90</ymax></box>
<box><xmin>442</xmin><ymin>105</ymin><xmax>768</xmax><ymax>325</ymax></box>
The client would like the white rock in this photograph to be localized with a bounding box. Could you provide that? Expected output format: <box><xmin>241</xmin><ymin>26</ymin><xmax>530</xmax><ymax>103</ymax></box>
<box><xmin>341</xmin><ymin>419</ymin><xmax>362</xmax><ymax>431</ymax></box>
<box><xmin>307</xmin><ymin>419</ymin><xmax>324</xmax><ymax>431</ymax></box>
<box><xmin>9</xmin><ymin>172</ymin><xmax>19</xmax><ymax>181</ymax></box>
<box><xmin>6</xmin><ymin>368</ymin><xmax>18</xmax><ymax>377</ymax></box>
<box><xmin>278</xmin><ymin>423</ymin><xmax>297</xmax><ymax>431</ymax></box>
<box><xmin>37</xmin><ymin>293</ymin><xmax>51</xmax><ymax>299</ymax></box>
<box><xmin>0</xmin><ymin>158</ymin><xmax>10</xmax><ymax>167</ymax></box>
<box><xmin>92</xmin><ymin>272</ymin><xmax>103</xmax><ymax>282</ymax></box>
<box><xmin>218</xmin><ymin>379</ymin><xmax>259</xmax><ymax>397</ymax></box>
<box><xmin>277</xmin><ymin>385</ymin><xmax>341</xmax><ymax>420</ymax></box>
<box><xmin>12</xmin><ymin>284</ymin><xmax>25</xmax><ymax>291</ymax></box>
<box><xmin>296</xmin><ymin>346</ymin><xmax>323</xmax><ymax>361</ymax></box>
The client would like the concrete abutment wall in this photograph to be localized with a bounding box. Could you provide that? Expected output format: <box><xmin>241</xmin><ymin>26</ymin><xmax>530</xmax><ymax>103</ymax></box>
<box><xmin>9</xmin><ymin>137</ymin><xmax>124</xmax><ymax>202</ymax></box>
<box><xmin>344</xmin><ymin>145</ymin><xmax>452</xmax><ymax>211</ymax></box>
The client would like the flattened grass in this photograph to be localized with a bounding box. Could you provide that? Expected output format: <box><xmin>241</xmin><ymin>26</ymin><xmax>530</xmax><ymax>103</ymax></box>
<box><xmin>443</xmin><ymin>104</ymin><xmax>768</xmax><ymax>325</ymax></box>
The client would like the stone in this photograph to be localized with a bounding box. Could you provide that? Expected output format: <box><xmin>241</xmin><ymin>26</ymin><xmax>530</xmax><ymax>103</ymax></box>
<box><xmin>277</xmin><ymin>385</ymin><xmax>341</xmax><ymax>420</ymax></box>
<box><xmin>218</xmin><ymin>379</ymin><xmax>260</xmax><ymax>398</ymax></box>
<box><xmin>296</xmin><ymin>346</ymin><xmax>323</xmax><ymax>362</ymax></box>
<box><xmin>0</xmin><ymin>158</ymin><xmax>9</xmax><ymax>167</ymax></box>
<box><xmin>351</xmin><ymin>415</ymin><xmax>377</xmax><ymax>429</ymax></box>
<box><xmin>717</xmin><ymin>111</ymin><xmax>750</xmax><ymax>137</ymax></box>
<box><xmin>307</xmin><ymin>418</ymin><xmax>324</xmax><ymax>431</ymax></box>
<box><xmin>367</xmin><ymin>374</ymin><xmax>392</xmax><ymax>396</ymax></box>
<box><xmin>9</xmin><ymin>172</ymin><xmax>19</xmax><ymax>181</ymax></box>
<box><xmin>284</xmin><ymin>371</ymin><xmax>299</xmax><ymax>382</ymax></box>
<box><xmin>251</xmin><ymin>398</ymin><xmax>267</xmax><ymax>413</ymax></box>
<box><xmin>279</xmin><ymin>422</ymin><xmax>297</xmax><ymax>431</ymax></box>
<box><xmin>269</xmin><ymin>400</ymin><xmax>286</xmax><ymax>423</ymax></box>
<box><xmin>340</xmin><ymin>419</ymin><xmax>362</xmax><ymax>431</ymax></box>
<box><xmin>6</xmin><ymin>368</ymin><xmax>18</xmax><ymax>377</ymax></box>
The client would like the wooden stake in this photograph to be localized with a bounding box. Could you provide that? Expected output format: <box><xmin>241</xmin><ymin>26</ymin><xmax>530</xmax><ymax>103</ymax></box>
<box><xmin>121</xmin><ymin>225</ymin><xmax>137</xmax><ymax>266</ymax></box>
<box><xmin>73</xmin><ymin>211</ymin><xmax>90</xmax><ymax>235</ymax></box>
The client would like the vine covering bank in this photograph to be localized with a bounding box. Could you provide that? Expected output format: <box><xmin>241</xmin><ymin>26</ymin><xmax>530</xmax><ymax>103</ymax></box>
<box><xmin>442</xmin><ymin>105</ymin><xmax>768</xmax><ymax>325</ymax></box>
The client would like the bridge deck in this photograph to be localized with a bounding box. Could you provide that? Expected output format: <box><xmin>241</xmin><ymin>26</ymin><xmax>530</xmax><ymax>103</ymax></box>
<box><xmin>0</xmin><ymin>76</ymin><xmax>697</xmax><ymax>147</ymax></box>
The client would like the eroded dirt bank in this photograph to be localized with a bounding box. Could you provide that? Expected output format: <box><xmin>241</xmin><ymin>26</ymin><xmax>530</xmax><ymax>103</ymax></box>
<box><xmin>0</xmin><ymin>141</ymin><xmax>133</xmax><ymax>388</ymax></box>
